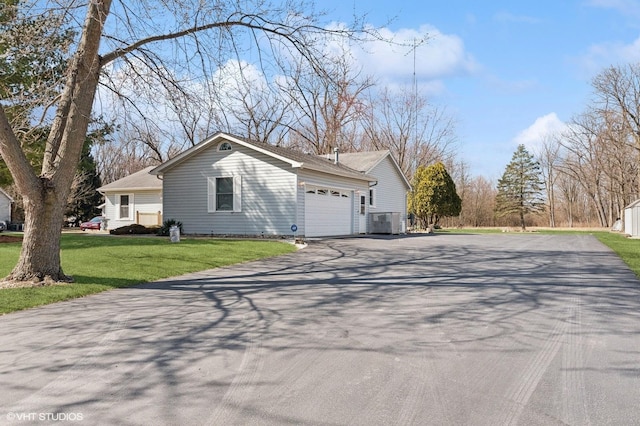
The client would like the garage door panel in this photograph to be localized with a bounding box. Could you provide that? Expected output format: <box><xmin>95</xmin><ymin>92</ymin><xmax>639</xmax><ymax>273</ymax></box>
<box><xmin>305</xmin><ymin>189</ymin><xmax>352</xmax><ymax>237</ymax></box>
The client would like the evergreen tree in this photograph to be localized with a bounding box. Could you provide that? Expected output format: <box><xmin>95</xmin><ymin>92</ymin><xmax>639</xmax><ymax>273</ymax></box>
<box><xmin>0</xmin><ymin>127</ymin><xmax>46</xmax><ymax>187</ymax></box>
<box><xmin>0</xmin><ymin>0</ymin><xmax>72</xmax><ymax>124</ymax></box>
<box><xmin>495</xmin><ymin>144</ymin><xmax>545</xmax><ymax>230</ymax></box>
<box><xmin>64</xmin><ymin>131</ymin><xmax>105</xmax><ymax>224</ymax></box>
<box><xmin>408</xmin><ymin>161</ymin><xmax>462</xmax><ymax>228</ymax></box>
<box><xmin>1</xmin><ymin>3</ymin><xmax>102</xmax><ymax>223</ymax></box>
<box><xmin>0</xmin><ymin>0</ymin><xmax>74</xmax><ymax>218</ymax></box>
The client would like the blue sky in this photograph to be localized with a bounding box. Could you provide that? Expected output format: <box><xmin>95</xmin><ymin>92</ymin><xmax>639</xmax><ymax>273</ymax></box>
<box><xmin>317</xmin><ymin>0</ymin><xmax>640</xmax><ymax>178</ymax></box>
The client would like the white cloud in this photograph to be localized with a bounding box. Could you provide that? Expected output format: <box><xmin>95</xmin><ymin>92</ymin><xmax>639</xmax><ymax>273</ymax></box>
<box><xmin>586</xmin><ymin>0</ymin><xmax>640</xmax><ymax>18</ymax></box>
<box><xmin>213</xmin><ymin>59</ymin><xmax>269</xmax><ymax>96</ymax></box>
<box><xmin>514</xmin><ymin>113</ymin><xmax>568</xmax><ymax>153</ymax></box>
<box><xmin>349</xmin><ymin>24</ymin><xmax>478</xmax><ymax>90</ymax></box>
<box><xmin>575</xmin><ymin>36</ymin><xmax>640</xmax><ymax>76</ymax></box>
<box><xmin>96</xmin><ymin>58</ymin><xmax>276</xmax><ymax>146</ymax></box>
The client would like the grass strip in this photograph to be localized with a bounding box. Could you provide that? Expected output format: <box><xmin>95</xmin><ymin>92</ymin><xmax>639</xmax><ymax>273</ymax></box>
<box><xmin>591</xmin><ymin>232</ymin><xmax>640</xmax><ymax>279</ymax></box>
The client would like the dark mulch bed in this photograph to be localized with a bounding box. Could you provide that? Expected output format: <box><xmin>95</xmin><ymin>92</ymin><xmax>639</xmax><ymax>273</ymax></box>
<box><xmin>0</xmin><ymin>235</ymin><xmax>22</xmax><ymax>244</ymax></box>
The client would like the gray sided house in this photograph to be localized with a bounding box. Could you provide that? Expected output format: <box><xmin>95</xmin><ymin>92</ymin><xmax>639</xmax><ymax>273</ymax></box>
<box><xmin>338</xmin><ymin>151</ymin><xmax>411</xmax><ymax>233</ymax></box>
<box><xmin>0</xmin><ymin>187</ymin><xmax>13</xmax><ymax>223</ymax></box>
<box><xmin>98</xmin><ymin>166</ymin><xmax>163</xmax><ymax>230</ymax></box>
<box><xmin>150</xmin><ymin>133</ymin><xmax>409</xmax><ymax>237</ymax></box>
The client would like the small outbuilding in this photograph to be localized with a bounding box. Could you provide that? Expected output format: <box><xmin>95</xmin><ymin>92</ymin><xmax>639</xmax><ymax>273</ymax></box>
<box><xmin>624</xmin><ymin>199</ymin><xmax>640</xmax><ymax>238</ymax></box>
<box><xmin>0</xmin><ymin>187</ymin><xmax>13</xmax><ymax>224</ymax></box>
<box><xmin>98</xmin><ymin>166</ymin><xmax>163</xmax><ymax>230</ymax></box>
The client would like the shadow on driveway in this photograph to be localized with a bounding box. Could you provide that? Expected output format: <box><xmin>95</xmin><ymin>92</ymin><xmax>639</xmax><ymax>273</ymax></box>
<box><xmin>1</xmin><ymin>233</ymin><xmax>639</xmax><ymax>425</ymax></box>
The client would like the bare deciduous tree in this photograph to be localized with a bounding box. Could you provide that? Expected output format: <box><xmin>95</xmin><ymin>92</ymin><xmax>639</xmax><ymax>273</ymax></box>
<box><xmin>283</xmin><ymin>50</ymin><xmax>373</xmax><ymax>155</ymax></box>
<box><xmin>555</xmin><ymin>166</ymin><xmax>580</xmax><ymax>227</ymax></box>
<box><xmin>217</xmin><ymin>60</ymin><xmax>292</xmax><ymax>144</ymax></box>
<box><xmin>360</xmin><ymin>86</ymin><xmax>457</xmax><ymax>179</ymax></box>
<box><xmin>592</xmin><ymin>64</ymin><xmax>640</xmax><ymax>154</ymax></box>
<box><xmin>534</xmin><ymin>135</ymin><xmax>563</xmax><ymax>227</ymax></box>
<box><xmin>459</xmin><ymin>176</ymin><xmax>496</xmax><ymax>227</ymax></box>
<box><xmin>592</xmin><ymin>64</ymin><xmax>640</xmax><ymax>193</ymax></box>
<box><xmin>0</xmin><ymin>0</ymin><xmax>377</xmax><ymax>285</ymax></box>
<box><xmin>560</xmin><ymin>111</ymin><xmax>618</xmax><ymax>227</ymax></box>
<box><xmin>93</xmin><ymin>124</ymin><xmax>161</xmax><ymax>184</ymax></box>
<box><xmin>558</xmin><ymin>105</ymin><xmax>639</xmax><ymax>228</ymax></box>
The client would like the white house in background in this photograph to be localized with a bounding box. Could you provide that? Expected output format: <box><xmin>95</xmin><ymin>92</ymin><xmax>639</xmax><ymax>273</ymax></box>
<box><xmin>0</xmin><ymin>187</ymin><xmax>13</xmax><ymax>223</ymax></box>
<box><xmin>150</xmin><ymin>132</ymin><xmax>410</xmax><ymax>237</ymax></box>
<box><xmin>98</xmin><ymin>166</ymin><xmax>163</xmax><ymax>230</ymax></box>
<box><xmin>624</xmin><ymin>199</ymin><xmax>640</xmax><ymax>237</ymax></box>
<box><xmin>338</xmin><ymin>151</ymin><xmax>411</xmax><ymax>233</ymax></box>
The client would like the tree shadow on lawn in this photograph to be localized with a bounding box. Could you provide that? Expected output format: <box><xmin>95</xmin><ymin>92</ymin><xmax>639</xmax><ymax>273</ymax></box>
<box><xmin>70</xmin><ymin>275</ymin><xmax>150</xmax><ymax>288</ymax></box>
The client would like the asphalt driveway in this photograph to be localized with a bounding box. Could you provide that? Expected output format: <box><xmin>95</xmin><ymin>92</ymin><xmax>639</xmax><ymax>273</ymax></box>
<box><xmin>1</xmin><ymin>233</ymin><xmax>640</xmax><ymax>425</ymax></box>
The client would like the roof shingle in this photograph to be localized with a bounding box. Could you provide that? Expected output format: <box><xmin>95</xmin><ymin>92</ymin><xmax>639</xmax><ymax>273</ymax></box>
<box><xmin>98</xmin><ymin>166</ymin><xmax>161</xmax><ymax>192</ymax></box>
<box><xmin>151</xmin><ymin>133</ymin><xmax>377</xmax><ymax>183</ymax></box>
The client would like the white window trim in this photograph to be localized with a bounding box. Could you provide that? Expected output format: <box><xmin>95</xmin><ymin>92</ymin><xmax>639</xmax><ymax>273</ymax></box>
<box><xmin>217</xmin><ymin>142</ymin><xmax>232</xmax><ymax>152</ymax></box>
<box><xmin>304</xmin><ymin>184</ymin><xmax>355</xmax><ymax>198</ymax></box>
<box><xmin>304</xmin><ymin>183</ymin><xmax>356</xmax><ymax>193</ymax></box>
<box><xmin>207</xmin><ymin>176</ymin><xmax>242</xmax><ymax>213</ymax></box>
<box><xmin>369</xmin><ymin>188</ymin><xmax>377</xmax><ymax>208</ymax></box>
<box><xmin>117</xmin><ymin>193</ymin><xmax>134</xmax><ymax>220</ymax></box>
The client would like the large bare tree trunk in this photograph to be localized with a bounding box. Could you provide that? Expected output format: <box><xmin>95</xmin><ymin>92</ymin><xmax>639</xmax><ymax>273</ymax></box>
<box><xmin>10</xmin><ymin>193</ymin><xmax>68</xmax><ymax>282</ymax></box>
<box><xmin>0</xmin><ymin>0</ymin><xmax>374</xmax><ymax>286</ymax></box>
<box><xmin>0</xmin><ymin>1</ymin><xmax>111</xmax><ymax>284</ymax></box>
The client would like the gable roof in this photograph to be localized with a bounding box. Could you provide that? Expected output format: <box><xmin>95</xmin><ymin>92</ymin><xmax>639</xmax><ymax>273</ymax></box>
<box><xmin>150</xmin><ymin>133</ymin><xmax>377</xmax><ymax>183</ymax></box>
<box><xmin>0</xmin><ymin>187</ymin><xmax>14</xmax><ymax>202</ymax></box>
<box><xmin>625</xmin><ymin>199</ymin><xmax>640</xmax><ymax>210</ymax></box>
<box><xmin>337</xmin><ymin>151</ymin><xmax>388</xmax><ymax>172</ymax></box>
<box><xmin>98</xmin><ymin>166</ymin><xmax>162</xmax><ymax>192</ymax></box>
<box><xmin>338</xmin><ymin>150</ymin><xmax>411</xmax><ymax>190</ymax></box>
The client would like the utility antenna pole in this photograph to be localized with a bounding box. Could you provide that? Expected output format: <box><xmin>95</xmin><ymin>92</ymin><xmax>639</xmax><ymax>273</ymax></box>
<box><xmin>413</xmin><ymin>38</ymin><xmax>418</xmax><ymax>173</ymax></box>
<box><xmin>405</xmin><ymin>36</ymin><xmax>428</xmax><ymax>175</ymax></box>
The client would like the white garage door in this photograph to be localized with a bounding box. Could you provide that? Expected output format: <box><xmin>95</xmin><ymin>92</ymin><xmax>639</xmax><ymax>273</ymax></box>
<box><xmin>305</xmin><ymin>187</ymin><xmax>352</xmax><ymax>237</ymax></box>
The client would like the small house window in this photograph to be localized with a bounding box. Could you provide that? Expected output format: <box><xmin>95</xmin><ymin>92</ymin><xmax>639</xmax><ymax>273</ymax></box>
<box><xmin>218</xmin><ymin>142</ymin><xmax>232</xmax><ymax>151</ymax></box>
<box><xmin>207</xmin><ymin>176</ymin><xmax>242</xmax><ymax>212</ymax></box>
<box><xmin>118</xmin><ymin>194</ymin><xmax>132</xmax><ymax>220</ymax></box>
<box><xmin>369</xmin><ymin>188</ymin><xmax>376</xmax><ymax>207</ymax></box>
<box><xmin>216</xmin><ymin>177</ymin><xmax>234</xmax><ymax>210</ymax></box>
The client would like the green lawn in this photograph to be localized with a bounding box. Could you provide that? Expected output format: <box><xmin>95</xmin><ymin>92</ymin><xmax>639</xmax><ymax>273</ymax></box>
<box><xmin>589</xmin><ymin>232</ymin><xmax>640</xmax><ymax>278</ymax></box>
<box><xmin>0</xmin><ymin>233</ymin><xmax>296</xmax><ymax>314</ymax></box>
